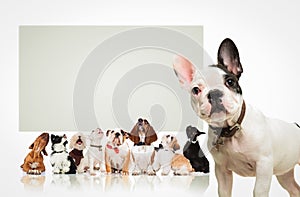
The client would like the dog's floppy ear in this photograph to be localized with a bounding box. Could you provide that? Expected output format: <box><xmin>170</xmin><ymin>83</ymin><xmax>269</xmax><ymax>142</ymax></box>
<box><xmin>121</xmin><ymin>129</ymin><xmax>130</xmax><ymax>139</ymax></box>
<box><xmin>106</xmin><ymin>130</ymin><xmax>111</xmax><ymax>137</ymax></box>
<box><xmin>129</xmin><ymin>124</ymin><xmax>139</xmax><ymax>144</ymax></box>
<box><xmin>29</xmin><ymin>143</ymin><xmax>34</xmax><ymax>149</ymax></box>
<box><xmin>217</xmin><ymin>38</ymin><xmax>243</xmax><ymax>79</ymax></box>
<box><xmin>146</xmin><ymin>125</ymin><xmax>158</xmax><ymax>144</ymax></box>
<box><xmin>171</xmin><ymin>138</ymin><xmax>180</xmax><ymax>151</ymax></box>
<box><xmin>42</xmin><ymin>149</ymin><xmax>48</xmax><ymax>156</ymax></box>
<box><xmin>130</xmin><ymin>124</ymin><xmax>138</xmax><ymax>136</ymax></box>
<box><xmin>173</xmin><ymin>55</ymin><xmax>196</xmax><ymax>89</ymax></box>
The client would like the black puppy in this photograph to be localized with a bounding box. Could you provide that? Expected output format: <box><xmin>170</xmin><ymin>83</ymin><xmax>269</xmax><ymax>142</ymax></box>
<box><xmin>183</xmin><ymin>126</ymin><xmax>209</xmax><ymax>173</ymax></box>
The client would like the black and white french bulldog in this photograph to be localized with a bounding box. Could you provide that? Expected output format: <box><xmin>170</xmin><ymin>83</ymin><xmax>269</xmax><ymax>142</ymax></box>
<box><xmin>173</xmin><ymin>38</ymin><xmax>300</xmax><ymax>196</ymax></box>
<box><xmin>183</xmin><ymin>125</ymin><xmax>209</xmax><ymax>173</ymax></box>
<box><xmin>50</xmin><ymin>134</ymin><xmax>77</xmax><ymax>174</ymax></box>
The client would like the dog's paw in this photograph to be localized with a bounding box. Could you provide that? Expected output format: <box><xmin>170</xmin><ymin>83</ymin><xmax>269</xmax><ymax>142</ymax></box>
<box><xmin>93</xmin><ymin>166</ymin><xmax>100</xmax><ymax>171</ymax></box>
<box><xmin>62</xmin><ymin>167</ymin><xmax>70</xmax><ymax>173</ymax></box>
<box><xmin>161</xmin><ymin>172</ymin><xmax>169</xmax><ymax>176</ymax></box>
<box><xmin>28</xmin><ymin>169</ymin><xmax>42</xmax><ymax>175</ymax></box>
<box><xmin>77</xmin><ymin>169</ymin><xmax>85</xmax><ymax>174</ymax></box>
<box><xmin>147</xmin><ymin>171</ymin><xmax>156</xmax><ymax>176</ymax></box>
<box><xmin>132</xmin><ymin>171</ymin><xmax>141</xmax><ymax>176</ymax></box>
<box><xmin>122</xmin><ymin>171</ymin><xmax>129</xmax><ymax>176</ymax></box>
<box><xmin>53</xmin><ymin>168</ymin><xmax>60</xmax><ymax>174</ymax></box>
<box><xmin>173</xmin><ymin>171</ymin><xmax>189</xmax><ymax>176</ymax></box>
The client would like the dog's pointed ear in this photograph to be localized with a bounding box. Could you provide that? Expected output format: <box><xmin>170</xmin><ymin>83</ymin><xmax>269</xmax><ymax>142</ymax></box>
<box><xmin>173</xmin><ymin>55</ymin><xmax>196</xmax><ymax>89</ymax></box>
<box><xmin>217</xmin><ymin>38</ymin><xmax>243</xmax><ymax>79</ymax></box>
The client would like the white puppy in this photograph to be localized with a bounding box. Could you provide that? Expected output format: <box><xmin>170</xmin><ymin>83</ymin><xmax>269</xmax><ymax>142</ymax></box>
<box><xmin>80</xmin><ymin>128</ymin><xmax>105</xmax><ymax>175</ymax></box>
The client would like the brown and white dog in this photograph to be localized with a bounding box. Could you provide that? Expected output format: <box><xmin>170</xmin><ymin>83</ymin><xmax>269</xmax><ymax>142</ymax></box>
<box><xmin>105</xmin><ymin>129</ymin><xmax>131</xmax><ymax>175</ymax></box>
<box><xmin>21</xmin><ymin>132</ymin><xmax>49</xmax><ymax>175</ymax></box>
<box><xmin>129</xmin><ymin>118</ymin><xmax>157</xmax><ymax>146</ymax></box>
<box><xmin>69</xmin><ymin>132</ymin><xmax>86</xmax><ymax>173</ymax></box>
<box><xmin>130</xmin><ymin>118</ymin><xmax>158</xmax><ymax>175</ymax></box>
<box><xmin>151</xmin><ymin>134</ymin><xmax>193</xmax><ymax>175</ymax></box>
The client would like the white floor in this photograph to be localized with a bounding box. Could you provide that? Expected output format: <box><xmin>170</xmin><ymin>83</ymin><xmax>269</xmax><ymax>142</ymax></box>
<box><xmin>7</xmin><ymin>132</ymin><xmax>300</xmax><ymax>197</ymax></box>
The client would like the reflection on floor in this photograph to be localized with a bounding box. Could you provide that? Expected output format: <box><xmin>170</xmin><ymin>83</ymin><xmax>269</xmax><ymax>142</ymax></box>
<box><xmin>20</xmin><ymin>172</ymin><xmax>209</xmax><ymax>194</ymax></box>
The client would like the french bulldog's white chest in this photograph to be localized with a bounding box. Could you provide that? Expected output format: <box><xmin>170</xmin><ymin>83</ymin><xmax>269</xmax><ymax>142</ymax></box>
<box><xmin>209</xmin><ymin>133</ymin><xmax>258</xmax><ymax>177</ymax></box>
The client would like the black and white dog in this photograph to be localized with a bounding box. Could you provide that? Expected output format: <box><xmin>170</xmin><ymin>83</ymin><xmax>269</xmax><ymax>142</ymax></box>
<box><xmin>173</xmin><ymin>38</ymin><xmax>300</xmax><ymax>196</ymax></box>
<box><xmin>50</xmin><ymin>134</ymin><xmax>77</xmax><ymax>174</ymax></box>
<box><xmin>183</xmin><ymin>125</ymin><xmax>209</xmax><ymax>173</ymax></box>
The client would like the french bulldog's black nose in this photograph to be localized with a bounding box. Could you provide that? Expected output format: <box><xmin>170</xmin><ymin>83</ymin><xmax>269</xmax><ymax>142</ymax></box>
<box><xmin>207</xmin><ymin>89</ymin><xmax>223</xmax><ymax>104</ymax></box>
<box><xmin>115</xmin><ymin>133</ymin><xmax>120</xmax><ymax>137</ymax></box>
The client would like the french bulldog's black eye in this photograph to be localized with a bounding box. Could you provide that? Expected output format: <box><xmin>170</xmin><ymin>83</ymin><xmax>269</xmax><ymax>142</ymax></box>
<box><xmin>192</xmin><ymin>87</ymin><xmax>201</xmax><ymax>95</ymax></box>
<box><xmin>226</xmin><ymin>78</ymin><xmax>235</xmax><ymax>87</ymax></box>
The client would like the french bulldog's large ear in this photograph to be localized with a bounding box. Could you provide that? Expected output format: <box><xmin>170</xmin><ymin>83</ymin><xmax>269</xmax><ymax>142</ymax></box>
<box><xmin>217</xmin><ymin>38</ymin><xmax>243</xmax><ymax>79</ymax></box>
<box><xmin>173</xmin><ymin>55</ymin><xmax>196</xmax><ymax>89</ymax></box>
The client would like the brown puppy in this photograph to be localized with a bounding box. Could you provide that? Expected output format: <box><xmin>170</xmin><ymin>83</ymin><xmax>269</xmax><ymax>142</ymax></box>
<box><xmin>129</xmin><ymin>118</ymin><xmax>157</xmax><ymax>146</ymax></box>
<box><xmin>69</xmin><ymin>132</ymin><xmax>86</xmax><ymax>173</ymax></box>
<box><xmin>21</xmin><ymin>132</ymin><xmax>49</xmax><ymax>174</ymax></box>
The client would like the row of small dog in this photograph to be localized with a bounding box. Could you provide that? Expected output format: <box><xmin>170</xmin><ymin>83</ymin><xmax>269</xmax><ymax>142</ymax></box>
<box><xmin>20</xmin><ymin>118</ymin><xmax>209</xmax><ymax>176</ymax></box>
